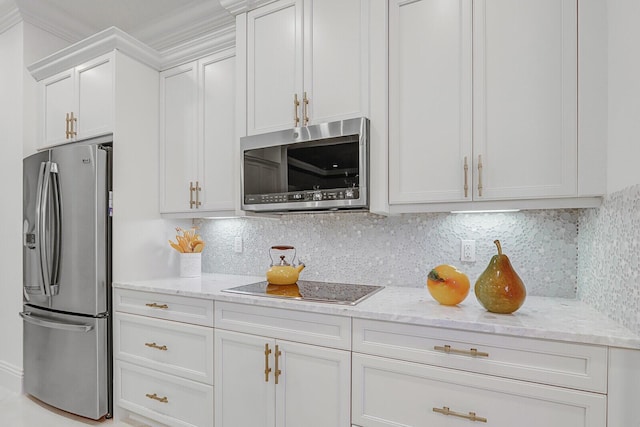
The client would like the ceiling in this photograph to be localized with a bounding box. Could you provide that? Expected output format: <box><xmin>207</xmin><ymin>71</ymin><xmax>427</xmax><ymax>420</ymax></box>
<box><xmin>8</xmin><ymin>0</ymin><xmax>234</xmax><ymax>51</ymax></box>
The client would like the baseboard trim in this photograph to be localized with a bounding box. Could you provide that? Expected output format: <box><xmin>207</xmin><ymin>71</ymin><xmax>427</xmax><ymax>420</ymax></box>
<box><xmin>0</xmin><ymin>360</ymin><xmax>23</xmax><ymax>393</ymax></box>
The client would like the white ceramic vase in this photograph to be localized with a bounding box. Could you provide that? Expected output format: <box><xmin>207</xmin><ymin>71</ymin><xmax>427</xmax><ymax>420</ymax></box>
<box><xmin>179</xmin><ymin>253</ymin><xmax>201</xmax><ymax>278</ymax></box>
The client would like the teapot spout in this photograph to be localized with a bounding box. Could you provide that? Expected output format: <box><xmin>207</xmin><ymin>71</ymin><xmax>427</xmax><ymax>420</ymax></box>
<box><xmin>296</xmin><ymin>263</ymin><xmax>305</xmax><ymax>273</ymax></box>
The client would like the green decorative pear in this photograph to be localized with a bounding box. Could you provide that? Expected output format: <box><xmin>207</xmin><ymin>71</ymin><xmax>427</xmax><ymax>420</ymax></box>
<box><xmin>474</xmin><ymin>240</ymin><xmax>526</xmax><ymax>314</ymax></box>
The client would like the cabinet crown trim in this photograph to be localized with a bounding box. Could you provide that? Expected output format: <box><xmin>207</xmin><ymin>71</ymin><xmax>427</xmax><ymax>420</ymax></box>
<box><xmin>28</xmin><ymin>26</ymin><xmax>161</xmax><ymax>81</ymax></box>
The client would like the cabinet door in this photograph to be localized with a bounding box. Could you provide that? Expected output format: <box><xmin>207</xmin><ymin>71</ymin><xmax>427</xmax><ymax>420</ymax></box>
<box><xmin>200</xmin><ymin>53</ymin><xmax>236</xmax><ymax>212</ymax></box>
<box><xmin>215</xmin><ymin>330</ymin><xmax>275</xmax><ymax>427</ymax></box>
<box><xmin>159</xmin><ymin>62</ymin><xmax>198</xmax><ymax>213</ymax></box>
<box><xmin>473</xmin><ymin>0</ymin><xmax>577</xmax><ymax>200</ymax></box>
<box><xmin>303</xmin><ymin>0</ymin><xmax>369</xmax><ymax>125</ymax></box>
<box><xmin>40</xmin><ymin>69</ymin><xmax>75</xmax><ymax>148</ymax></box>
<box><xmin>352</xmin><ymin>353</ymin><xmax>606</xmax><ymax>427</ymax></box>
<box><xmin>247</xmin><ymin>0</ymin><xmax>303</xmax><ymax>135</ymax></box>
<box><xmin>388</xmin><ymin>0</ymin><xmax>473</xmax><ymax>204</ymax></box>
<box><xmin>276</xmin><ymin>340</ymin><xmax>351</xmax><ymax>427</ymax></box>
<box><xmin>75</xmin><ymin>53</ymin><xmax>114</xmax><ymax>141</ymax></box>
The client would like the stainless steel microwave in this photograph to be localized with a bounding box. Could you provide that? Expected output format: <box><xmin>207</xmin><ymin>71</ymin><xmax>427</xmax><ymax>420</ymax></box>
<box><xmin>241</xmin><ymin>117</ymin><xmax>369</xmax><ymax>213</ymax></box>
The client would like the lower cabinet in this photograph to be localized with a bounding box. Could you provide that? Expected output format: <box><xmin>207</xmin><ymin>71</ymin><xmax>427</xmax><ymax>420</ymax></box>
<box><xmin>352</xmin><ymin>318</ymin><xmax>608</xmax><ymax>427</ymax></box>
<box><xmin>214</xmin><ymin>302</ymin><xmax>352</xmax><ymax>427</ymax></box>
<box><xmin>352</xmin><ymin>353</ymin><xmax>606</xmax><ymax>427</ymax></box>
<box><xmin>113</xmin><ymin>289</ymin><xmax>214</xmax><ymax>427</ymax></box>
<box><xmin>215</xmin><ymin>329</ymin><xmax>351</xmax><ymax>427</ymax></box>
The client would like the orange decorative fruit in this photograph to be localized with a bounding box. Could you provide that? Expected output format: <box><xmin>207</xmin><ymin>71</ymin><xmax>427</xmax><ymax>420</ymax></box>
<box><xmin>427</xmin><ymin>265</ymin><xmax>470</xmax><ymax>306</ymax></box>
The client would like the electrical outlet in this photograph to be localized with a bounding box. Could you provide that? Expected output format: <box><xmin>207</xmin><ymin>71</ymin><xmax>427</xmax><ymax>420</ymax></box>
<box><xmin>234</xmin><ymin>236</ymin><xmax>243</xmax><ymax>253</ymax></box>
<box><xmin>461</xmin><ymin>239</ymin><xmax>476</xmax><ymax>262</ymax></box>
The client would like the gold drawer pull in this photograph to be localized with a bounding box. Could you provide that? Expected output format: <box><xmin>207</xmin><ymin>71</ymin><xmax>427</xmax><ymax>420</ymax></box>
<box><xmin>145</xmin><ymin>342</ymin><xmax>168</xmax><ymax>351</ymax></box>
<box><xmin>434</xmin><ymin>345</ymin><xmax>489</xmax><ymax>358</ymax></box>
<box><xmin>274</xmin><ymin>344</ymin><xmax>282</xmax><ymax>385</ymax></box>
<box><xmin>145</xmin><ymin>303</ymin><xmax>169</xmax><ymax>309</ymax></box>
<box><xmin>433</xmin><ymin>406</ymin><xmax>487</xmax><ymax>423</ymax></box>
<box><xmin>264</xmin><ymin>343</ymin><xmax>272</xmax><ymax>382</ymax></box>
<box><xmin>145</xmin><ymin>393</ymin><xmax>168</xmax><ymax>403</ymax></box>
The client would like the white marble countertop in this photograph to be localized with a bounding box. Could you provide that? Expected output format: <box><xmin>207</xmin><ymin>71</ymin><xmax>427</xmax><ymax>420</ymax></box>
<box><xmin>113</xmin><ymin>273</ymin><xmax>640</xmax><ymax>349</ymax></box>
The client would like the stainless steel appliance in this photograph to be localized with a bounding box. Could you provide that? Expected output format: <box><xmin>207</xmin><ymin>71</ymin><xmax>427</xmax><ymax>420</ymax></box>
<box><xmin>21</xmin><ymin>142</ymin><xmax>112</xmax><ymax>419</ymax></box>
<box><xmin>223</xmin><ymin>281</ymin><xmax>384</xmax><ymax>305</ymax></box>
<box><xmin>241</xmin><ymin>117</ymin><xmax>369</xmax><ymax>213</ymax></box>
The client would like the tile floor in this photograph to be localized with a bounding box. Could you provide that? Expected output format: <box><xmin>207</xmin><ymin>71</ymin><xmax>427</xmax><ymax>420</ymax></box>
<box><xmin>0</xmin><ymin>387</ymin><xmax>136</xmax><ymax>426</ymax></box>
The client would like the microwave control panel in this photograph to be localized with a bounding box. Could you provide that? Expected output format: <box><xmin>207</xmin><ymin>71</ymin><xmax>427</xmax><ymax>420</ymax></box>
<box><xmin>245</xmin><ymin>187</ymin><xmax>360</xmax><ymax>204</ymax></box>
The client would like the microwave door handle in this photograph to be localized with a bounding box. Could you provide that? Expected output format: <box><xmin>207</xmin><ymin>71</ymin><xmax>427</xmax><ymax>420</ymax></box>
<box><xmin>38</xmin><ymin>161</ymin><xmax>53</xmax><ymax>297</ymax></box>
<box><xmin>49</xmin><ymin>163</ymin><xmax>62</xmax><ymax>293</ymax></box>
<box><xmin>19</xmin><ymin>311</ymin><xmax>93</xmax><ymax>333</ymax></box>
<box><xmin>33</xmin><ymin>162</ymin><xmax>48</xmax><ymax>297</ymax></box>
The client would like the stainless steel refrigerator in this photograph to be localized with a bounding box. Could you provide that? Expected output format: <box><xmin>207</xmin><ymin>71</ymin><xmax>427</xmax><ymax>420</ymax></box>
<box><xmin>20</xmin><ymin>142</ymin><xmax>112</xmax><ymax>419</ymax></box>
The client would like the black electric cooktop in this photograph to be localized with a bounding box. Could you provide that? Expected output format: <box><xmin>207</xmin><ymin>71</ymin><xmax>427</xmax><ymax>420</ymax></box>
<box><xmin>222</xmin><ymin>280</ymin><xmax>384</xmax><ymax>306</ymax></box>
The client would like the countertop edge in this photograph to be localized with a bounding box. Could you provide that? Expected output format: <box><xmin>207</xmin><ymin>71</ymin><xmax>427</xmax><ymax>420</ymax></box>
<box><xmin>112</xmin><ymin>274</ymin><xmax>640</xmax><ymax>350</ymax></box>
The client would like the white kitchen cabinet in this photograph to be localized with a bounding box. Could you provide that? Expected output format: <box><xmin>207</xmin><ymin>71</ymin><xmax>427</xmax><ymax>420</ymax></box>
<box><xmin>214</xmin><ymin>302</ymin><xmax>351</xmax><ymax>427</ymax></box>
<box><xmin>159</xmin><ymin>49</ymin><xmax>236</xmax><ymax>216</ymax></box>
<box><xmin>352</xmin><ymin>318</ymin><xmax>607</xmax><ymax>427</ymax></box>
<box><xmin>113</xmin><ymin>288</ymin><xmax>215</xmax><ymax>427</ymax></box>
<box><xmin>388</xmin><ymin>0</ymin><xmax>596</xmax><ymax>211</ymax></box>
<box><xmin>243</xmin><ymin>0</ymin><xmax>369</xmax><ymax>135</ymax></box>
<box><xmin>352</xmin><ymin>354</ymin><xmax>606</xmax><ymax>427</ymax></box>
<box><xmin>39</xmin><ymin>53</ymin><xmax>114</xmax><ymax>148</ymax></box>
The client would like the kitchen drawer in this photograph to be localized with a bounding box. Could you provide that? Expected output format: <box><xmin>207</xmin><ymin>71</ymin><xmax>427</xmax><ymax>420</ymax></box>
<box><xmin>115</xmin><ymin>360</ymin><xmax>213</xmax><ymax>427</ymax></box>
<box><xmin>352</xmin><ymin>353</ymin><xmax>606</xmax><ymax>427</ymax></box>
<box><xmin>353</xmin><ymin>318</ymin><xmax>607</xmax><ymax>393</ymax></box>
<box><xmin>215</xmin><ymin>301</ymin><xmax>351</xmax><ymax>350</ymax></box>
<box><xmin>114</xmin><ymin>288</ymin><xmax>214</xmax><ymax>327</ymax></box>
<box><xmin>114</xmin><ymin>312</ymin><xmax>213</xmax><ymax>384</ymax></box>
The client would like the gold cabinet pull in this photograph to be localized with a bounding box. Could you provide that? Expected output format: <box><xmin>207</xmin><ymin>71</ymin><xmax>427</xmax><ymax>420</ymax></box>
<box><xmin>477</xmin><ymin>154</ymin><xmax>483</xmax><ymax>197</ymax></box>
<box><xmin>274</xmin><ymin>344</ymin><xmax>282</xmax><ymax>385</ymax></box>
<box><xmin>434</xmin><ymin>345</ymin><xmax>489</xmax><ymax>358</ymax></box>
<box><xmin>303</xmin><ymin>92</ymin><xmax>310</xmax><ymax>126</ymax></box>
<box><xmin>189</xmin><ymin>181</ymin><xmax>196</xmax><ymax>209</ymax></box>
<box><xmin>145</xmin><ymin>342</ymin><xmax>168</xmax><ymax>351</ymax></box>
<box><xmin>145</xmin><ymin>303</ymin><xmax>169</xmax><ymax>309</ymax></box>
<box><xmin>294</xmin><ymin>93</ymin><xmax>300</xmax><ymax>126</ymax></box>
<box><xmin>71</xmin><ymin>112</ymin><xmax>77</xmax><ymax>137</ymax></box>
<box><xmin>433</xmin><ymin>406</ymin><xmax>487</xmax><ymax>423</ymax></box>
<box><xmin>195</xmin><ymin>181</ymin><xmax>202</xmax><ymax>208</ymax></box>
<box><xmin>145</xmin><ymin>393</ymin><xmax>168</xmax><ymax>403</ymax></box>
<box><xmin>264</xmin><ymin>343</ymin><xmax>272</xmax><ymax>382</ymax></box>
<box><xmin>65</xmin><ymin>113</ymin><xmax>71</xmax><ymax>139</ymax></box>
<box><xmin>463</xmin><ymin>156</ymin><xmax>469</xmax><ymax>198</ymax></box>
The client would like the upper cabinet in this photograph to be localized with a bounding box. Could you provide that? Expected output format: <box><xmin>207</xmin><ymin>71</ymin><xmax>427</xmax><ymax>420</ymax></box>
<box><xmin>39</xmin><ymin>53</ymin><xmax>114</xmax><ymax>148</ymax></box>
<box><xmin>242</xmin><ymin>0</ymin><xmax>370</xmax><ymax>136</ymax></box>
<box><xmin>159</xmin><ymin>50</ymin><xmax>237</xmax><ymax>216</ymax></box>
<box><xmin>387</xmin><ymin>0</ymin><xmax>605</xmax><ymax>213</ymax></box>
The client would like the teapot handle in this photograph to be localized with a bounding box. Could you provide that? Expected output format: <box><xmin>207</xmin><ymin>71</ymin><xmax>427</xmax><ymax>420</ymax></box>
<box><xmin>269</xmin><ymin>245</ymin><xmax>297</xmax><ymax>266</ymax></box>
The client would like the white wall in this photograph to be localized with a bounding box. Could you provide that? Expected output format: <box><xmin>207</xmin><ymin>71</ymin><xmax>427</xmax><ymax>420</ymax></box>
<box><xmin>607</xmin><ymin>0</ymin><xmax>640</xmax><ymax>193</ymax></box>
<box><xmin>0</xmin><ymin>21</ymin><xmax>25</xmax><ymax>392</ymax></box>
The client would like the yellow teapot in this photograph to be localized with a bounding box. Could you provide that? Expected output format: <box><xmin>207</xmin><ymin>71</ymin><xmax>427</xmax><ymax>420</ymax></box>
<box><xmin>266</xmin><ymin>245</ymin><xmax>305</xmax><ymax>285</ymax></box>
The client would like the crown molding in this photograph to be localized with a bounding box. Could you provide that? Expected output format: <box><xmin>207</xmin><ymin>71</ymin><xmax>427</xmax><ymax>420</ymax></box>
<box><xmin>27</xmin><ymin>26</ymin><xmax>162</xmax><ymax>81</ymax></box>
<box><xmin>132</xmin><ymin>1</ymin><xmax>234</xmax><ymax>51</ymax></box>
<box><xmin>219</xmin><ymin>0</ymin><xmax>276</xmax><ymax>15</ymax></box>
<box><xmin>0</xmin><ymin>4</ymin><xmax>21</xmax><ymax>35</ymax></box>
<box><xmin>16</xmin><ymin>0</ymin><xmax>89</xmax><ymax>43</ymax></box>
<box><xmin>160</xmin><ymin>24</ymin><xmax>235</xmax><ymax>70</ymax></box>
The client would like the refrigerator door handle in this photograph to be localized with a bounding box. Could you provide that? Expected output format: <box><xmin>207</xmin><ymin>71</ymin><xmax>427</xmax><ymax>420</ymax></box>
<box><xmin>19</xmin><ymin>311</ymin><xmax>93</xmax><ymax>333</ymax></box>
<box><xmin>35</xmin><ymin>161</ymin><xmax>62</xmax><ymax>297</ymax></box>
<box><xmin>50</xmin><ymin>163</ymin><xmax>62</xmax><ymax>294</ymax></box>
<box><xmin>34</xmin><ymin>162</ymin><xmax>49</xmax><ymax>296</ymax></box>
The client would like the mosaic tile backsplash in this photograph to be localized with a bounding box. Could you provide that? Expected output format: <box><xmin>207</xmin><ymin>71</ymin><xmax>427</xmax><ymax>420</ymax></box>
<box><xmin>197</xmin><ymin>209</ymin><xmax>579</xmax><ymax>298</ymax></box>
<box><xmin>578</xmin><ymin>184</ymin><xmax>640</xmax><ymax>335</ymax></box>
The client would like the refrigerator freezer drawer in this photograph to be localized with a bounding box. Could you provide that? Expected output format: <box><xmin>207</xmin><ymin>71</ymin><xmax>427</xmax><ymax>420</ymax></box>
<box><xmin>21</xmin><ymin>306</ymin><xmax>108</xmax><ymax>420</ymax></box>
<box><xmin>115</xmin><ymin>360</ymin><xmax>213</xmax><ymax>427</ymax></box>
